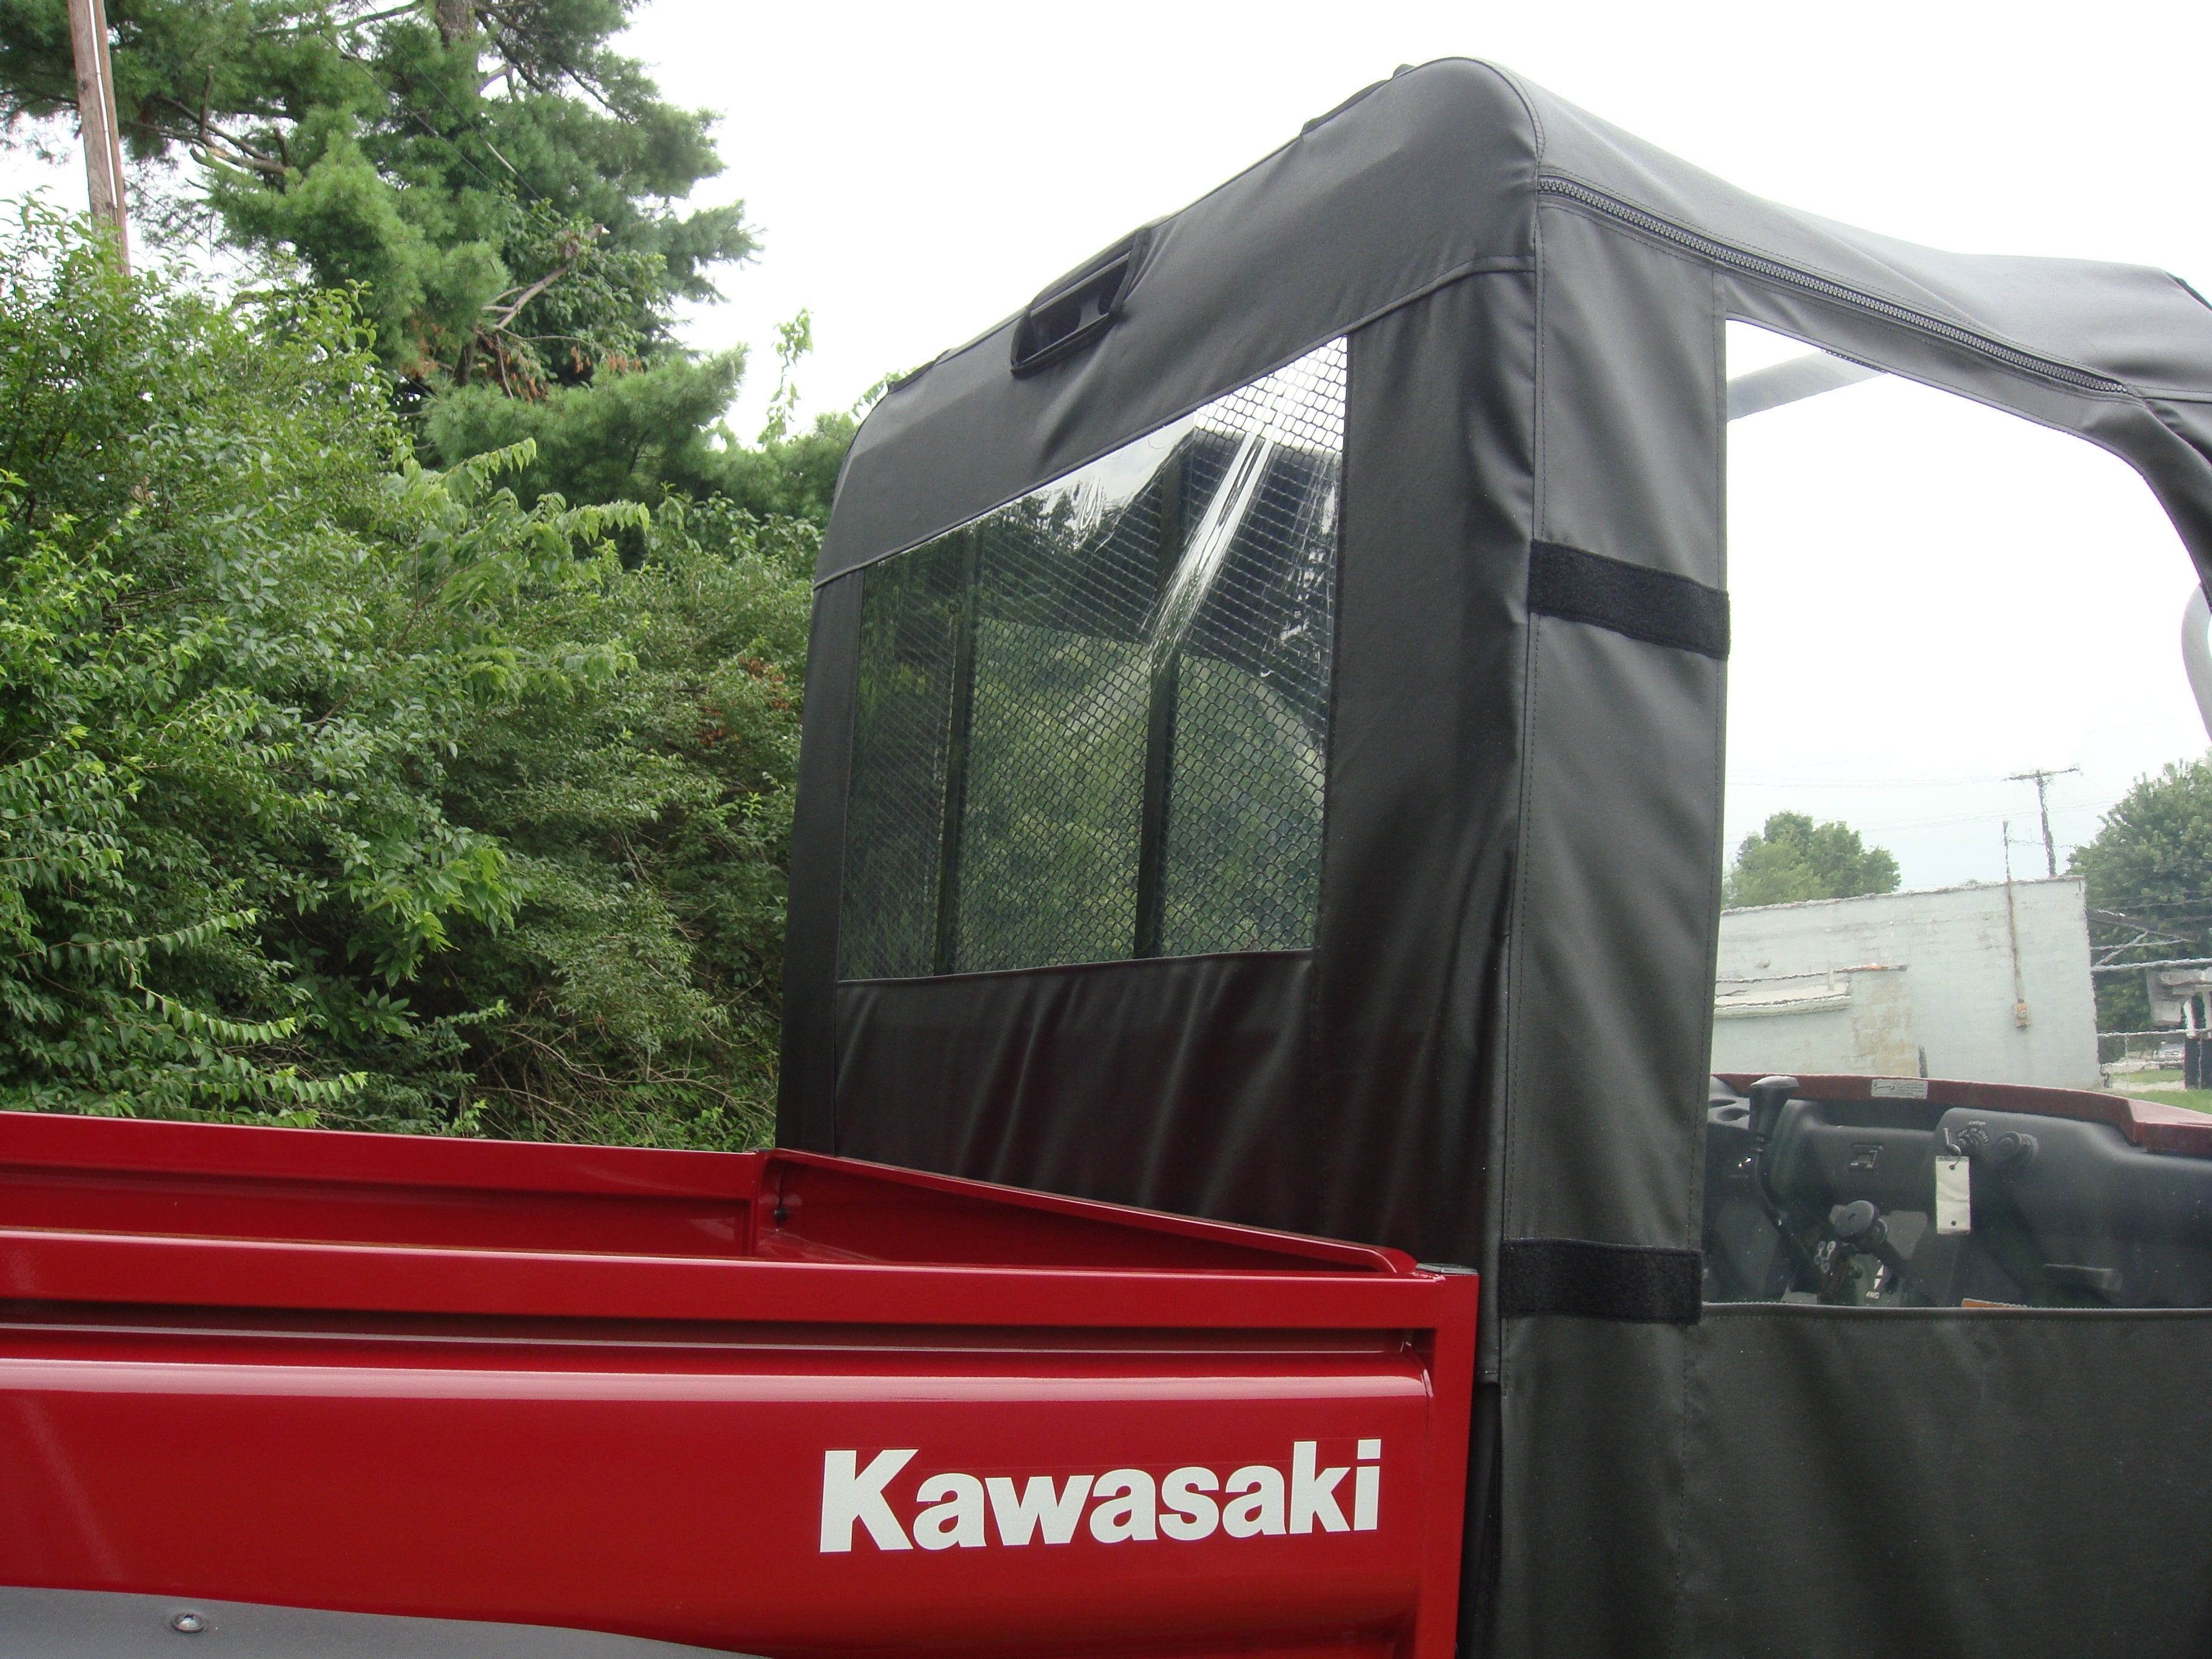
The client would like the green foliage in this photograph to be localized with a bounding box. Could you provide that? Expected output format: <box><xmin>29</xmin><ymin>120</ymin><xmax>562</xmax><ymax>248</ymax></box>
<box><xmin>757</xmin><ymin>307</ymin><xmax>814</xmax><ymax>444</ymax></box>
<box><xmin>0</xmin><ymin>0</ymin><xmax>752</xmax><ymax>389</ymax></box>
<box><xmin>713</xmin><ymin>411</ymin><xmax>855</xmax><ymax>526</ymax></box>
<box><xmin>2071</xmin><ymin>756</ymin><xmax>2212</xmax><ymax>1036</ymax></box>
<box><xmin>0</xmin><ymin>206</ymin><xmax>804</xmax><ymax>1142</ymax></box>
<box><xmin>1724</xmin><ymin>811</ymin><xmax>1901</xmax><ymax>910</ymax></box>
<box><xmin>439</xmin><ymin>495</ymin><xmax>811</xmax><ymax>1140</ymax></box>
<box><xmin>421</xmin><ymin>367</ymin><xmax>854</xmax><ymax>521</ymax></box>
<box><xmin>0</xmin><ymin>0</ymin><xmax>863</xmax><ymax>529</ymax></box>
<box><xmin>421</xmin><ymin>347</ymin><xmax>745</xmax><ymax>506</ymax></box>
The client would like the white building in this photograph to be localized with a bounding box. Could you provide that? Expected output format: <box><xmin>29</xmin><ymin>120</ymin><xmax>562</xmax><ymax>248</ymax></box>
<box><xmin>1711</xmin><ymin>876</ymin><xmax>2099</xmax><ymax>1088</ymax></box>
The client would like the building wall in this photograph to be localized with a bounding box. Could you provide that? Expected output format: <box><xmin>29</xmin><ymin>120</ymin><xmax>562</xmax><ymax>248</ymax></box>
<box><xmin>1711</xmin><ymin>964</ymin><xmax>1917</xmax><ymax>1078</ymax></box>
<box><xmin>1711</xmin><ymin>877</ymin><xmax>2099</xmax><ymax>1088</ymax></box>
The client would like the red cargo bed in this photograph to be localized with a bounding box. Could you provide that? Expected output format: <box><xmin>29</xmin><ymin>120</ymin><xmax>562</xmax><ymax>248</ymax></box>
<box><xmin>0</xmin><ymin>1112</ymin><xmax>1476</xmax><ymax>1658</ymax></box>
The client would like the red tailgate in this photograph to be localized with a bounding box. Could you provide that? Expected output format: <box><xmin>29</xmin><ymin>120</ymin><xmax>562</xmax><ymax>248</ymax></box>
<box><xmin>0</xmin><ymin>1114</ymin><xmax>1476</xmax><ymax>1659</ymax></box>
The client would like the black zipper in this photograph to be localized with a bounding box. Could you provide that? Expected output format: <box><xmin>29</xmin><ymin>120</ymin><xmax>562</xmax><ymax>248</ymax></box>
<box><xmin>1535</xmin><ymin>175</ymin><xmax>2133</xmax><ymax>401</ymax></box>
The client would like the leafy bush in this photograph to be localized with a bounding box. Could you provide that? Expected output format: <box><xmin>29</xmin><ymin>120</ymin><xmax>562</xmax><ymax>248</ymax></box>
<box><xmin>0</xmin><ymin>206</ymin><xmax>805</xmax><ymax>1144</ymax></box>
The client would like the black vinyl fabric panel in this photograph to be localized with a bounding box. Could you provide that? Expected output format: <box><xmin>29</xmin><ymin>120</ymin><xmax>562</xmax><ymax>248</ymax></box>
<box><xmin>776</xmin><ymin>572</ymin><xmax>860</xmax><ymax>1152</ymax></box>
<box><xmin>832</xmin><ymin>952</ymin><xmax>1314</xmax><ymax>1228</ymax></box>
<box><xmin>1502</xmin><ymin>208</ymin><xmax>1724</xmax><ymax>1259</ymax></box>
<box><xmin>1493</xmin><ymin>1317</ymin><xmax>1687</xmax><ymax>1659</ymax></box>
<box><xmin>1310</xmin><ymin>272</ymin><xmax>1532</xmax><ymax>1269</ymax></box>
<box><xmin>1490</xmin><ymin>204</ymin><xmax>1723</xmax><ymax>1659</ymax></box>
<box><xmin>1681</xmin><ymin>1308</ymin><xmax>2212</xmax><ymax>1659</ymax></box>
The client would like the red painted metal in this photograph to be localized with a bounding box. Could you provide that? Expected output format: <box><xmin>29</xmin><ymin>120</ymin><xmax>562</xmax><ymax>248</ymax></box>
<box><xmin>1714</xmin><ymin>1070</ymin><xmax>2212</xmax><ymax>1158</ymax></box>
<box><xmin>0</xmin><ymin>1112</ymin><xmax>1477</xmax><ymax>1658</ymax></box>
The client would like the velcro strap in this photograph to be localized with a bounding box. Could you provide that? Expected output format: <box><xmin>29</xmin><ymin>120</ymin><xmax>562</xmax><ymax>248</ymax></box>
<box><xmin>1498</xmin><ymin>1237</ymin><xmax>1703</xmax><ymax>1324</ymax></box>
<box><xmin>1528</xmin><ymin>540</ymin><xmax>1729</xmax><ymax>659</ymax></box>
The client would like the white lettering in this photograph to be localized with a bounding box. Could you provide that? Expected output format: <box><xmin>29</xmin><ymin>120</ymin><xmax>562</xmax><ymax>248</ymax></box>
<box><xmin>985</xmin><ymin>1473</ymin><xmax>1094</xmax><ymax>1546</ymax></box>
<box><xmin>820</xmin><ymin>1441</ymin><xmax>1386</xmax><ymax>1554</ymax></box>
<box><xmin>1159</xmin><ymin>1466</ymin><xmax>1220</xmax><ymax>1541</ymax></box>
<box><xmin>1290</xmin><ymin>1440</ymin><xmax>1350</xmax><ymax>1533</ymax></box>
<box><xmin>820</xmin><ymin>1449</ymin><xmax>916</xmax><ymax>1553</ymax></box>
<box><xmin>1088</xmin><ymin>1469</ymin><xmax>1158</xmax><ymax>1543</ymax></box>
<box><xmin>1222</xmin><ymin>1464</ymin><xmax>1286</xmax><ymax>1537</ymax></box>
<box><xmin>913</xmin><ymin>1472</ymin><xmax>986</xmax><ymax>1549</ymax></box>
<box><xmin>1353</xmin><ymin>1439</ymin><xmax>1381</xmax><ymax>1532</ymax></box>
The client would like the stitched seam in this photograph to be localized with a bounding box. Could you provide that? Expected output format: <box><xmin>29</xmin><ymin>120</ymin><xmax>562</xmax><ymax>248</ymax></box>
<box><xmin>1502</xmin><ymin>617</ymin><xmax>1543</xmax><ymax>1256</ymax></box>
<box><xmin>1484</xmin><ymin>61</ymin><xmax>1545</xmax><ymax>163</ymax></box>
<box><xmin>1492</xmin><ymin>200</ymin><xmax>1548</xmax><ymax>1399</ymax></box>
<box><xmin>1672</xmin><ymin>1322</ymin><xmax>1692</xmax><ymax>1659</ymax></box>
<box><xmin>822</xmin><ymin>571</ymin><xmax>862</xmax><ymax>1154</ymax></box>
<box><xmin>1305</xmin><ymin>326</ymin><xmax>1359</xmax><ymax>1237</ymax></box>
<box><xmin>1696</xmin><ymin>266</ymin><xmax>1728</xmax><ymax>1255</ymax></box>
<box><xmin>1701</xmin><ymin>1302</ymin><xmax>2212</xmax><ymax>1323</ymax></box>
<box><xmin>1668</xmin><ymin>265</ymin><xmax>1729</xmax><ymax>1659</ymax></box>
<box><xmin>835</xmin><ymin>945</ymin><xmax>1312</xmax><ymax>989</ymax></box>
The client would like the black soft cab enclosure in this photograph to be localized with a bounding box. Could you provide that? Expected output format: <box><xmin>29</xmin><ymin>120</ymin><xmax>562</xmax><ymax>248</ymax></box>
<box><xmin>783</xmin><ymin>58</ymin><xmax>2212</xmax><ymax>1659</ymax></box>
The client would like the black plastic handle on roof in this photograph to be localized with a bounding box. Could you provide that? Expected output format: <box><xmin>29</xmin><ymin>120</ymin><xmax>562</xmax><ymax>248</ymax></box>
<box><xmin>1009</xmin><ymin>229</ymin><xmax>1150</xmax><ymax>377</ymax></box>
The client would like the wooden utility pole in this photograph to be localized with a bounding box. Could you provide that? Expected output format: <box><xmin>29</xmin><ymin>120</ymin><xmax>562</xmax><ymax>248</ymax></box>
<box><xmin>67</xmin><ymin>0</ymin><xmax>129</xmax><ymax>273</ymax></box>
<box><xmin>2006</xmin><ymin>764</ymin><xmax>2081</xmax><ymax>878</ymax></box>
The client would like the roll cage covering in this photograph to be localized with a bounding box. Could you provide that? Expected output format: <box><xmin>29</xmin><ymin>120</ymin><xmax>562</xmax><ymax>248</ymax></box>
<box><xmin>784</xmin><ymin>60</ymin><xmax>2212</xmax><ymax>1659</ymax></box>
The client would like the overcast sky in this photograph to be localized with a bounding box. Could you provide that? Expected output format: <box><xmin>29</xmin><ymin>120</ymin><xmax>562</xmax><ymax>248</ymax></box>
<box><xmin>15</xmin><ymin>0</ymin><xmax>2211</xmax><ymax>890</ymax></box>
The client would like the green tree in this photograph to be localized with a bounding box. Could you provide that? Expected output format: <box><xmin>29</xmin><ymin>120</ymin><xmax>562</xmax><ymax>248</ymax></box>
<box><xmin>2070</xmin><ymin>757</ymin><xmax>2212</xmax><ymax>1037</ymax></box>
<box><xmin>0</xmin><ymin>0</ymin><xmax>747</xmax><ymax>374</ymax></box>
<box><xmin>0</xmin><ymin>0</ymin><xmax>817</xmax><ymax>512</ymax></box>
<box><xmin>418</xmin><ymin>293</ymin><xmax>861</xmax><ymax>517</ymax></box>
<box><xmin>417</xmin><ymin>494</ymin><xmax>812</xmax><ymax>1142</ymax></box>
<box><xmin>0</xmin><ymin>205</ymin><xmax>805</xmax><ymax>1141</ymax></box>
<box><xmin>1724</xmin><ymin>811</ymin><xmax>1901</xmax><ymax>909</ymax></box>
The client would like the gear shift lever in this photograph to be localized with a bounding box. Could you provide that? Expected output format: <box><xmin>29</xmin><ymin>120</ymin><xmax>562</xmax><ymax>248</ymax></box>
<box><xmin>1745</xmin><ymin>1074</ymin><xmax>1799</xmax><ymax>1220</ymax></box>
<box><xmin>1746</xmin><ymin>1074</ymin><xmax>1798</xmax><ymax>1154</ymax></box>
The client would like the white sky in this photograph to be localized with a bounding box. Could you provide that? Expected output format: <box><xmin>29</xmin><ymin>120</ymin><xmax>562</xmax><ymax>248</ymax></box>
<box><xmin>1726</xmin><ymin>323</ymin><xmax>2199</xmax><ymax>888</ymax></box>
<box><xmin>12</xmin><ymin>0</ymin><xmax>2212</xmax><ymax>889</ymax></box>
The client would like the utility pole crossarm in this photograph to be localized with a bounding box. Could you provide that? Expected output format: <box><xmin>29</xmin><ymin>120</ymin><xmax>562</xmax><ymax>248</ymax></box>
<box><xmin>67</xmin><ymin>0</ymin><xmax>129</xmax><ymax>274</ymax></box>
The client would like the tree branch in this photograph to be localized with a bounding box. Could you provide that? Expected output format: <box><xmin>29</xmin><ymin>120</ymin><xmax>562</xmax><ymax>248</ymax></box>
<box><xmin>189</xmin><ymin>138</ymin><xmax>290</xmax><ymax>176</ymax></box>
<box><xmin>484</xmin><ymin>258</ymin><xmax>574</xmax><ymax>328</ymax></box>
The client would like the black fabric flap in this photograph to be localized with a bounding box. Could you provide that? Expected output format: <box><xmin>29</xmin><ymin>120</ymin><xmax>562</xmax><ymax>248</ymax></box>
<box><xmin>1498</xmin><ymin>1236</ymin><xmax>1703</xmax><ymax>1322</ymax></box>
<box><xmin>1527</xmin><ymin>540</ymin><xmax>1729</xmax><ymax>659</ymax></box>
<box><xmin>831</xmin><ymin>952</ymin><xmax>1318</xmax><ymax>1233</ymax></box>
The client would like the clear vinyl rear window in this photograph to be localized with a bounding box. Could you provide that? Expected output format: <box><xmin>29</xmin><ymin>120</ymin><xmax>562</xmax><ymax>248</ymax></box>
<box><xmin>839</xmin><ymin>340</ymin><xmax>1346</xmax><ymax>980</ymax></box>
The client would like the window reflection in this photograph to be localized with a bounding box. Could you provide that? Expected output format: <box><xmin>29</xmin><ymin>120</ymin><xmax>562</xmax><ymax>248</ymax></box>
<box><xmin>840</xmin><ymin>340</ymin><xmax>1345</xmax><ymax>980</ymax></box>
